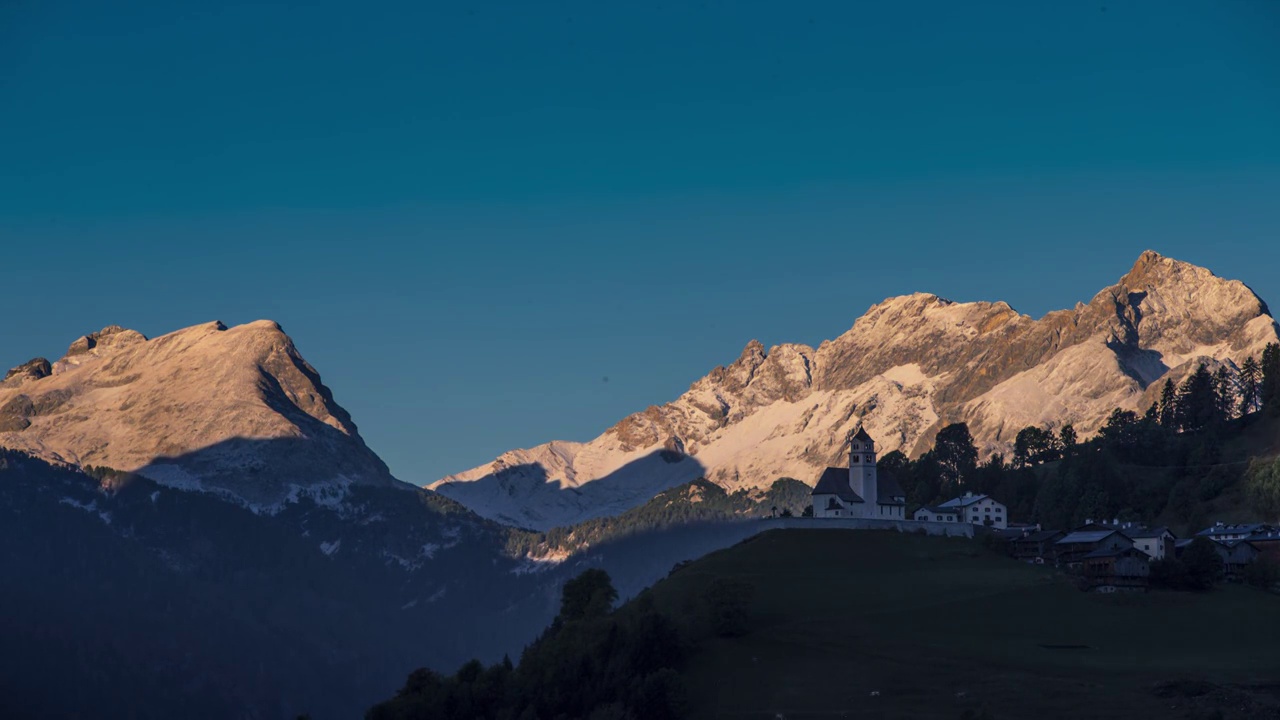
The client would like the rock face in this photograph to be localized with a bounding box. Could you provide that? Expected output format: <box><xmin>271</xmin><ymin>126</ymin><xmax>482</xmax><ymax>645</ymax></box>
<box><xmin>432</xmin><ymin>251</ymin><xmax>1280</xmax><ymax>530</ymax></box>
<box><xmin>0</xmin><ymin>319</ymin><xmax>398</xmax><ymax>509</ymax></box>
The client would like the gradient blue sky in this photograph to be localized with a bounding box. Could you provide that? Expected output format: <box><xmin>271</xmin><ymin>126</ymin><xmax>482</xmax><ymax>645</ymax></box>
<box><xmin>2</xmin><ymin>1</ymin><xmax>1279</xmax><ymax>483</ymax></box>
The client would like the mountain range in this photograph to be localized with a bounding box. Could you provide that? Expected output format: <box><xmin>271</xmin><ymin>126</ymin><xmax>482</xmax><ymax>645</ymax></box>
<box><xmin>3</xmin><ymin>249</ymin><xmax>1278</xmax><ymax>718</ymax></box>
<box><xmin>431</xmin><ymin>251</ymin><xmax>1280</xmax><ymax>530</ymax></box>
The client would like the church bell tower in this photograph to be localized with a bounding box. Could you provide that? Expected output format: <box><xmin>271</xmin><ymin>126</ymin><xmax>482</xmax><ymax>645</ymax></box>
<box><xmin>848</xmin><ymin>427</ymin><xmax>878</xmax><ymax>516</ymax></box>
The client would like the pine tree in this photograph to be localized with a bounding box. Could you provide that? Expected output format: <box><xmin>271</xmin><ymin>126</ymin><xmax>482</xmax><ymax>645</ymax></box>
<box><xmin>1262</xmin><ymin>343</ymin><xmax>1280</xmax><ymax>414</ymax></box>
<box><xmin>1212</xmin><ymin>365</ymin><xmax>1235</xmax><ymax>421</ymax></box>
<box><xmin>1174</xmin><ymin>365</ymin><xmax>1216</xmax><ymax>432</ymax></box>
<box><xmin>1239</xmin><ymin>355</ymin><xmax>1261</xmax><ymax>416</ymax></box>
<box><xmin>1158</xmin><ymin>379</ymin><xmax>1177</xmax><ymax>427</ymax></box>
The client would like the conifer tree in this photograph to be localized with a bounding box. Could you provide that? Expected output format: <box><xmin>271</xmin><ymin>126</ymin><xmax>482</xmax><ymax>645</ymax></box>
<box><xmin>1262</xmin><ymin>343</ymin><xmax>1280</xmax><ymax>414</ymax></box>
<box><xmin>1239</xmin><ymin>355</ymin><xmax>1261</xmax><ymax>415</ymax></box>
<box><xmin>1174</xmin><ymin>365</ymin><xmax>1216</xmax><ymax>432</ymax></box>
<box><xmin>1158</xmin><ymin>379</ymin><xmax>1177</xmax><ymax>426</ymax></box>
<box><xmin>1212</xmin><ymin>365</ymin><xmax>1235</xmax><ymax>421</ymax></box>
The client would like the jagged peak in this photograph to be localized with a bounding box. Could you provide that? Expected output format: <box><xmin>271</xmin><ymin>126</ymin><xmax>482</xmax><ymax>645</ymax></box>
<box><xmin>3</xmin><ymin>358</ymin><xmax>52</xmax><ymax>384</ymax></box>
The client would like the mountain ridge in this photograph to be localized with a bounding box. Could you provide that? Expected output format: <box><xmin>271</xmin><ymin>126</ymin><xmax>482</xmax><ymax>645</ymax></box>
<box><xmin>0</xmin><ymin>318</ymin><xmax>401</xmax><ymax>510</ymax></box>
<box><xmin>432</xmin><ymin>251</ymin><xmax>1280</xmax><ymax>530</ymax></box>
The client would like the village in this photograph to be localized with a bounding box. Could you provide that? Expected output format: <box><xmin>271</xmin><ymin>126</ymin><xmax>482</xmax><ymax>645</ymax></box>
<box><xmin>810</xmin><ymin>428</ymin><xmax>1280</xmax><ymax>593</ymax></box>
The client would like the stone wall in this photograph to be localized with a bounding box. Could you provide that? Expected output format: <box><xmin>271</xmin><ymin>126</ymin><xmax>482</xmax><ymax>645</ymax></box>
<box><xmin>756</xmin><ymin>516</ymin><xmax>977</xmax><ymax>538</ymax></box>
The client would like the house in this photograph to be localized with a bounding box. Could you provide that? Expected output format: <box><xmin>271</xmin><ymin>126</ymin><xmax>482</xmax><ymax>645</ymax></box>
<box><xmin>915</xmin><ymin>492</ymin><xmax>1008</xmax><ymax>529</ymax></box>
<box><xmin>1054</xmin><ymin>527</ymin><xmax>1135</xmax><ymax>566</ymax></box>
<box><xmin>1218</xmin><ymin>540</ymin><xmax>1260</xmax><ymax>582</ymax></box>
<box><xmin>912</xmin><ymin>505</ymin><xmax>960</xmax><ymax>523</ymax></box>
<box><xmin>1081</xmin><ymin>547</ymin><xmax>1150</xmax><ymax>592</ymax></box>
<box><xmin>1245</xmin><ymin>528</ymin><xmax>1280</xmax><ymax>563</ymax></box>
<box><xmin>811</xmin><ymin>427</ymin><xmax>907</xmax><ymax>519</ymax></box>
<box><xmin>1117</xmin><ymin>526</ymin><xmax>1176</xmax><ymax>561</ymax></box>
<box><xmin>1011</xmin><ymin>529</ymin><xmax>1065</xmax><ymax>564</ymax></box>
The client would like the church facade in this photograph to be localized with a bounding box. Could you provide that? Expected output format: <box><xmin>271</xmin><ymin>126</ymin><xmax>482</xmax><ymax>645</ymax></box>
<box><xmin>810</xmin><ymin>427</ymin><xmax>907</xmax><ymax>519</ymax></box>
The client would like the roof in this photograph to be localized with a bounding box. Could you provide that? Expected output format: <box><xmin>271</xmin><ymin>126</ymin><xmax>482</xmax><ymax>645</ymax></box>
<box><xmin>850</xmin><ymin>427</ymin><xmax>874</xmax><ymax>444</ymax></box>
<box><xmin>1056</xmin><ymin>529</ymin><xmax>1123</xmax><ymax>545</ymax></box>
<box><xmin>877</xmin><ymin>470</ymin><xmax>906</xmax><ymax>503</ymax></box>
<box><xmin>811</xmin><ymin>467</ymin><xmax>863</xmax><ymax>503</ymax></box>
<box><xmin>1196</xmin><ymin>523</ymin><xmax>1274</xmax><ymax>538</ymax></box>
<box><xmin>937</xmin><ymin>493</ymin><xmax>993</xmax><ymax>509</ymax></box>
<box><xmin>810</xmin><ymin>466</ymin><xmax>906</xmax><ymax>506</ymax></box>
<box><xmin>918</xmin><ymin>505</ymin><xmax>957</xmax><ymax>515</ymax></box>
<box><xmin>1124</xmin><ymin>526</ymin><xmax>1174</xmax><ymax>540</ymax></box>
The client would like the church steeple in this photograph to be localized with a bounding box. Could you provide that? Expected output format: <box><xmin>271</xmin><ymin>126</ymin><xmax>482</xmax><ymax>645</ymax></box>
<box><xmin>847</xmin><ymin>426</ymin><xmax>878</xmax><ymax>511</ymax></box>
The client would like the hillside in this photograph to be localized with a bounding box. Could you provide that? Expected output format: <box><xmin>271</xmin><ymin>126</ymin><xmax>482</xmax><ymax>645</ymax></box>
<box><xmin>658</xmin><ymin>530</ymin><xmax>1280</xmax><ymax>719</ymax></box>
<box><xmin>374</xmin><ymin>529</ymin><xmax>1280</xmax><ymax>719</ymax></box>
<box><xmin>433</xmin><ymin>251</ymin><xmax>1280</xmax><ymax>530</ymax></box>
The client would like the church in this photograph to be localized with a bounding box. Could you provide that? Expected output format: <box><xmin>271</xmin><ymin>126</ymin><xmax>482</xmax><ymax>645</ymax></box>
<box><xmin>811</xmin><ymin>427</ymin><xmax>907</xmax><ymax>519</ymax></box>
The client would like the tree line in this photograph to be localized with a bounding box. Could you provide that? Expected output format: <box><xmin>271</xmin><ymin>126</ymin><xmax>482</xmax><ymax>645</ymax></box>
<box><xmin>879</xmin><ymin>344</ymin><xmax>1280</xmax><ymax>531</ymax></box>
<box><xmin>367</xmin><ymin>566</ymin><xmax>758</xmax><ymax>720</ymax></box>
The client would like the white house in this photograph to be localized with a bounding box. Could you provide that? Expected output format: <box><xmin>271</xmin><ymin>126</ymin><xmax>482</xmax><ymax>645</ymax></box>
<box><xmin>811</xmin><ymin>427</ymin><xmax>907</xmax><ymax>519</ymax></box>
<box><xmin>914</xmin><ymin>492</ymin><xmax>1007</xmax><ymax>529</ymax></box>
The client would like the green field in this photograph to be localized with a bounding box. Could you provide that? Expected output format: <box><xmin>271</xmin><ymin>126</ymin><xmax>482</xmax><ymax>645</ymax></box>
<box><xmin>648</xmin><ymin>529</ymin><xmax>1280</xmax><ymax>720</ymax></box>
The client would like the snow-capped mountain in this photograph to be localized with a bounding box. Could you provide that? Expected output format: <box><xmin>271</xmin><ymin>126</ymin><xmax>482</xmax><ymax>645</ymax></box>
<box><xmin>431</xmin><ymin>251</ymin><xmax>1280</xmax><ymax>530</ymax></box>
<box><xmin>0</xmin><ymin>319</ymin><xmax>400</xmax><ymax>509</ymax></box>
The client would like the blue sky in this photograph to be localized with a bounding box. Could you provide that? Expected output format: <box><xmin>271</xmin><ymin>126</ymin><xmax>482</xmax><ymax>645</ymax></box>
<box><xmin>2</xmin><ymin>1</ymin><xmax>1279</xmax><ymax>483</ymax></box>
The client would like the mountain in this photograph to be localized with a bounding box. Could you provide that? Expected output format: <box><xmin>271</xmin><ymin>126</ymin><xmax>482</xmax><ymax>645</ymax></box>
<box><xmin>432</xmin><ymin>251</ymin><xmax>1280</xmax><ymax>530</ymax></box>
<box><xmin>0</xmin><ymin>320</ymin><xmax>399</xmax><ymax>509</ymax></box>
<box><xmin>0</xmin><ymin>446</ymin><xmax>559</xmax><ymax>720</ymax></box>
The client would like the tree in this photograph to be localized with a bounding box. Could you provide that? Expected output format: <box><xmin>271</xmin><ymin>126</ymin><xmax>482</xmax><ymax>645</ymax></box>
<box><xmin>1174</xmin><ymin>365</ymin><xmax>1216</xmax><ymax>432</ymax></box>
<box><xmin>1058</xmin><ymin>424</ymin><xmax>1078</xmax><ymax>457</ymax></box>
<box><xmin>1245</xmin><ymin>457</ymin><xmax>1280</xmax><ymax>520</ymax></box>
<box><xmin>1262</xmin><ymin>343</ymin><xmax>1280</xmax><ymax>414</ymax></box>
<box><xmin>1158</xmin><ymin>379</ymin><xmax>1178</xmax><ymax>426</ymax></box>
<box><xmin>933</xmin><ymin>423</ymin><xmax>978</xmax><ymax>489</ymax></box>
<box><xmin>1181</xmin><ymin>537</ymin><xmax>1223</xmax><ymax>591</ymax></box>
<box><xmin>801</xmin><ymin>504</ymin><xmax>813</xmax><ymax>517</ymax></box>
<box><xmin>559</xmin><ymin>569</ymin><xmax>618</xmax><ymax>622</ymax></box>
<box><xmin>1014</xmin><ymin>425</ymin><xmax>1060</xmax><ymax>466</ymax></box>
<box><xmin>1097</xmin><ymin>409</ymin><xmax>1139</xmax><ymax>451</ymax></box>
<box><xmin>1212</xmin><ymin>365</ymin><xmax>1235</xmax><ymax>421</ymax></box>
<box><xmin>1239</xmin><ymin>355</ymin><xmax>1261</xmax><ymax>415</ymax></box>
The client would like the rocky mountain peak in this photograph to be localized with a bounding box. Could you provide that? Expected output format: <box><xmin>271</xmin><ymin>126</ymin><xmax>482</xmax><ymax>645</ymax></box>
<box><xmin>0</xmin><ymin>319</ymin><xmax>397</xmax><ymax>509</ymax></box>
<box><xmin>3</xmin><ymin>358</ymin><xmax>52</xmax><ymax>385</ymax></box>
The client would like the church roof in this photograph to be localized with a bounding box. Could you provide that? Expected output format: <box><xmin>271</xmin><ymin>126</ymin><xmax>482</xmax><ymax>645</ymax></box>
<box><xmin>850</xmin><ymin>427</ymin><xmax>874</xmax><ymax>443</ymax></box>
<box><xmin>812</xmin><ymin>467</ymin><xmax>863</xmax><ymax>503</ymax></box>
<box><xmin>810</xmin><ymin>466</ymin><xmax>905</xmax><ymax>506</ymax></box>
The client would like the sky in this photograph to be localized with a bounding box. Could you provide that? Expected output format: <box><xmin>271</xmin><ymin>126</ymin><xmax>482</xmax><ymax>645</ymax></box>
<box><xmin>2</xmin><ymin>1</ymin><xmax>1279</xmax><ymax>484</ymax></box>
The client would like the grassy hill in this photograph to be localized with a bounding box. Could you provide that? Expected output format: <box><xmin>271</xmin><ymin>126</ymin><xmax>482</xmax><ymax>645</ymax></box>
<box><xmin>647</xmin><ymin>529</ymin><xmax>1280</xmax><ymax>720</ymax></box>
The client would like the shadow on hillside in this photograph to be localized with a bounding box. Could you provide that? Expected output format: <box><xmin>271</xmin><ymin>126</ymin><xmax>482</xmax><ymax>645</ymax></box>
<box><xmin>435</xmin><ymin>449</ymin><xmax>707</xmax><ymax>530</ymax></box>
<box><xmin>130</xmin><ymin>432</ymin><xmax>401</xmax><ymax>508</ymax></box>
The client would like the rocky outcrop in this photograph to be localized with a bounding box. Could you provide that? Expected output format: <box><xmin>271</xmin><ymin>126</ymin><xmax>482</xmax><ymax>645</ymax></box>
<box><xmin>0</xmin><ymin>320</ymin><xmax>400</xmax><ymax>509</ymax></box>
<box><xmin>432</xmin><ymin>251</ymin><xmax>1280</xmax><ymax>530</ymax></box>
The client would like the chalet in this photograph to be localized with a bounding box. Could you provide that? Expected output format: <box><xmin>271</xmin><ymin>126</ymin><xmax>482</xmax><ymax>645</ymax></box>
<box><xmin>811</xmin><ymin>428</ymin><xmax>907</xmax><ymax>519</ymax></box>
<box><xmin>1011</xmin><ymin>529</ymin><xmax>1065</xmax><ymax>564</ymax></box>
<box><xmin>1081</xmin><ymin>547</ymin><xmax>1150</xmax><ymax>592</ymax></box>
<box><xmin>1054</xmin><ymin>527</ymin><xmax>1134</xmax><ymax>566</ymax></box>
<box><xmin>914</xmin><ymin>492</ymin><xmax>1008</xmax><ymax>529</ymax></box>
